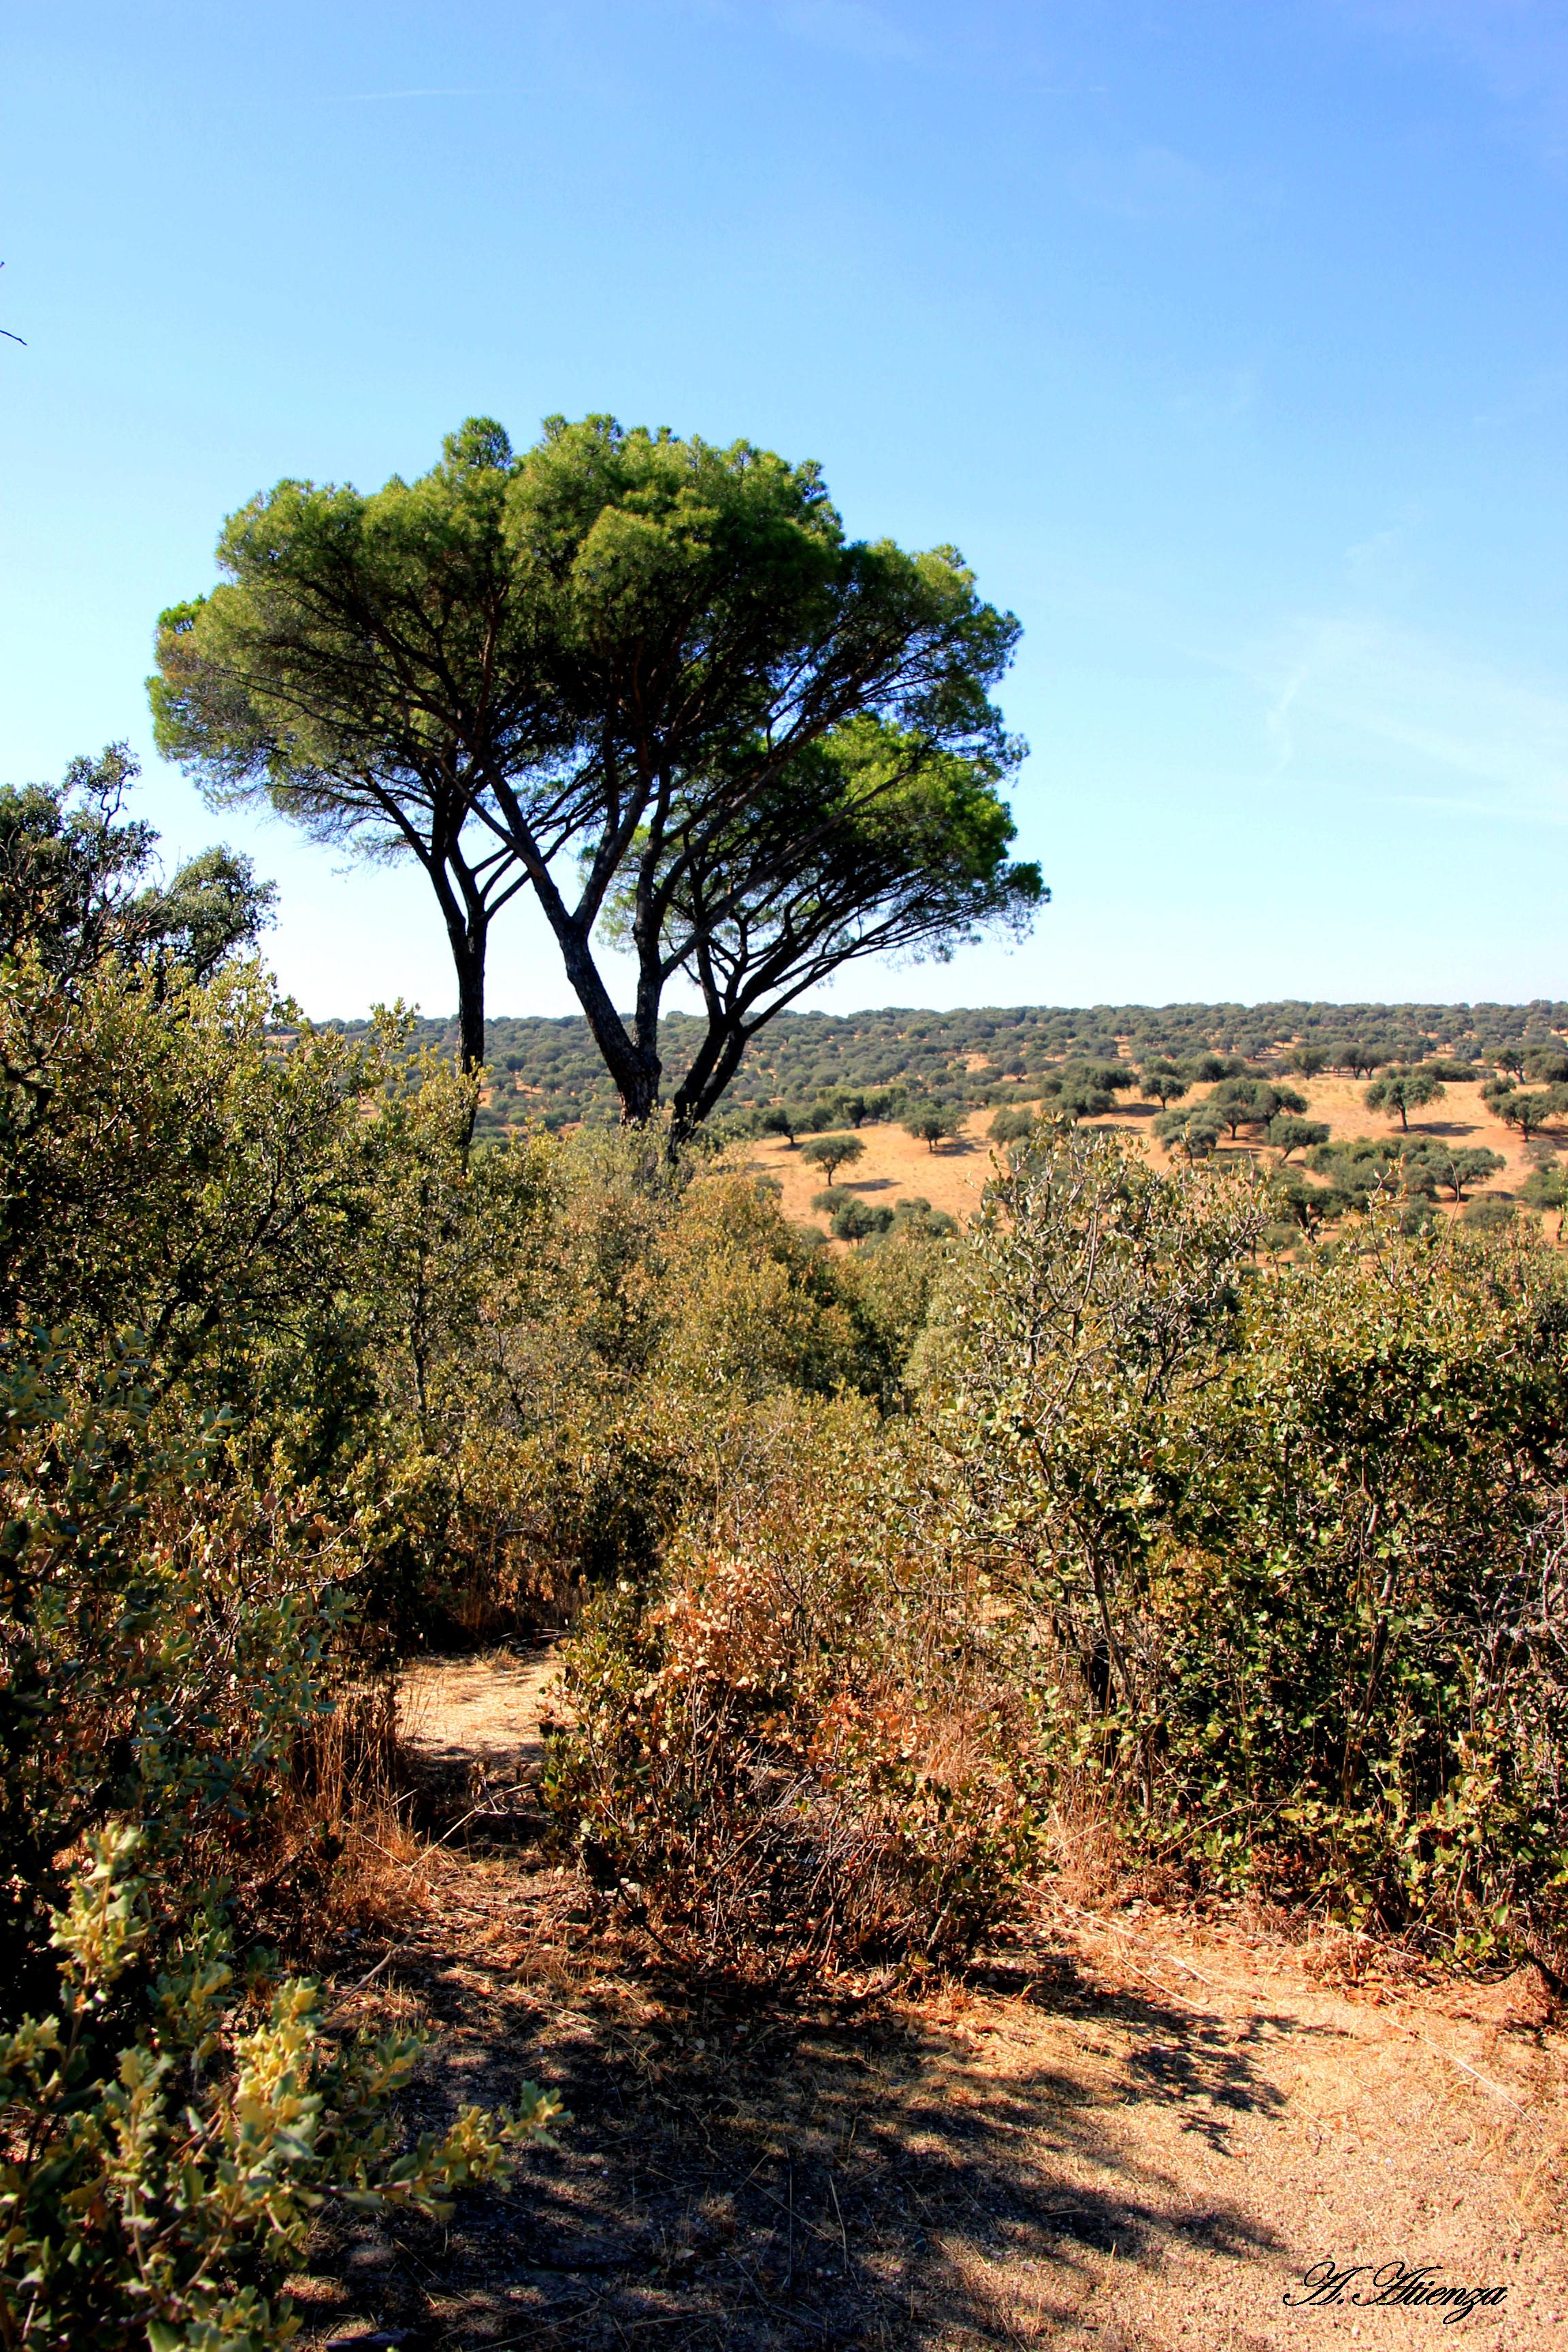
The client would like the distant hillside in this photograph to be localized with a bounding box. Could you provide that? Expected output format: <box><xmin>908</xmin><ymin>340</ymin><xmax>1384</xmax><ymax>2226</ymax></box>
<box><xmin>327</xmin><ymin>999</ymin><xmax>1568</xmax><ymax>1135</ymax></box>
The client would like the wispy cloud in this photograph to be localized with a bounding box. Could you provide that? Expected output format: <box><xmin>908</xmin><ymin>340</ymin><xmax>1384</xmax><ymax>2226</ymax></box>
<box><xmin>1255</xmin><ymin>613</ymin><xmax>1568</xmax><ymax>820</ymax></box>
<box><xmin>1341</xmin><ymin>508</ymin><xmax>1423</xmax><ymax>598</ymax></box>
<box><xmin>1065</xmin><ymin>144</ymin><xmax>1221</xmax><ymax>225</ymax></box>
<box><xmin>1169</xmin><ymin>366</ymin><xmax>1259</xmax><ymax>429</ymax></box>
<box><xmin>777</xmin><ymin>1</ymin><xmax>922</xmax><ymax>63</ymax></box>
<box><xmin>1330</xmin><ymin>0</ymin><xmax>1568</xmax><ymax>169</ymax></box>
<box><xmin>338</xmin><ymin>88</ymin><xmax>486</xmax><ymax>103</ymax></box>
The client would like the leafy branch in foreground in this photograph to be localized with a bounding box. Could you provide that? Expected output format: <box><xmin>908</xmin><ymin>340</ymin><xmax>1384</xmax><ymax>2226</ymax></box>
<box><xmin>0</xmin><ymin>745</ymin><xmax>274</xmax><ymax>994</ymax></box>
<box><xmin>0</xmin><ymin>1828</ymin><xmax>559</xmax><ymax>2351</ymax></box>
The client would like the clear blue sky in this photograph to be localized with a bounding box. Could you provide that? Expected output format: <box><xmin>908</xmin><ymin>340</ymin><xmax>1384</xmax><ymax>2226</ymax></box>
<box><xmin>3</xmin><ymin>1</ymin><xmax>1565</xmax><ymax>1020</ymax></box>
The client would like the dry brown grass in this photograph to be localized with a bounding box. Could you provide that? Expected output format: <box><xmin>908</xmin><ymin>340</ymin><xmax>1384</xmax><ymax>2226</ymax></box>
<box><xmin>241</xmin><ymin>1678</ymin><xmax>436</xmax><ymax>1953</ymax></box>
<box><xmin>295</xmin><ymin>1854</ymin><xmax>1568</xmax><ymax>2349</ymax></box>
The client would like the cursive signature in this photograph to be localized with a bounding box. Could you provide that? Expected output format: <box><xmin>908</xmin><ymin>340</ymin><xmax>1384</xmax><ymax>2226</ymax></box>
<box><xmin>1285</xmin><ymin>2259</ymin><xmax>1507</xmax><ymax>2323</ymax></box>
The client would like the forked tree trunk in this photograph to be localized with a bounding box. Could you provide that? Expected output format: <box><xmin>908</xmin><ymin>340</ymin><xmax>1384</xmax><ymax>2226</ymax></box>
<box><xmin>437</xmin><ymin>900</ymin><xmax>489</xmax><ymax>1157</ymax></box>
<box><xmin>454</xmin><ymin>938</ymin><xmax>487</xmax><ymax>1080</ymax></box>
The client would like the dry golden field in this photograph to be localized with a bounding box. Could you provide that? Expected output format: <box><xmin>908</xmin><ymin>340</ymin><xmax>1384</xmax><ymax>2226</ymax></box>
<box><xmin>744</xmin><ymin>1075</ymin><xmax>1554</xmax><ymax>1239</ymax></box>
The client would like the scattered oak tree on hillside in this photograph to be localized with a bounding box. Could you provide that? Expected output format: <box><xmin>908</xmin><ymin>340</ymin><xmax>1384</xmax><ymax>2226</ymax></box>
<box><xmin>904</xmin><ymin>1102</ymin><xmax>965</xmax><ymax>1152</ymax></box>
<box><xmin>1039</xmin><ymin>1060</ymin><xmax>1140</xmax><ymax>1120</ymax></box>
<box><xmin>831</xmin><ymin>1195</ymin><xmax>894</xmax><ymax>1241</ymax></box>
<box><xmin>1207</xmin><ymin>1079</ymin><xmax>1307</xmax><ymax>1139</ymax></box>
<box><xmin>1154</xmin><ymin>1104</ymin><xmax>1222</xmax><ymax>1159</ymax></box>
<box><xmin>1463</xmin><ymin>1192</ymin><xmax>1517</xmax><ymax>1232</ymax></box>
<box><xmin>153</xmin><ymin>416</ymin><xmax>1043</xmax><ymax>1128</ymax></box>
<box><xmin>1306</xmin><ymin>1137</ymin><xmax>1407</xmax><ymax>1212</ymax></box>
<box><xmin>800</xmin><ymin>1132</ymin><xmax>864</xmax><ymax>1183</ymax></box>
<box><xmin>1365</xmin><ymin>1067</ymin><xmax>1445</xmax><ymax>1130</ymax></box>
<box><xmin>988</xmin><ymin>1104</ymin><xmax>1036</xmax><ymax>1144</ymax></box>
<box><xmin>1399</xmin><ymin>1141</ymin><xmax>1504</xmax><ymax>1202</ymax></box>
<box><xmin>1337</xmin><ymin>1040</ymin><xmax>1392</xmax><ymax>1079</ymax></box>
<box><xmin>1268</xmin><ymin>1115</ymin><xmax>1329</xmax><ymax>1161</ymax></box>
<box><xmin>827</xmin><ymin>1090</ymin><xmax>869</xmax><ymax>1126</ymax></box>
<box><xmin>1495</xmin><ymin>1088</ymin><xmax>1568</xmax><ymax>1143</ymax></box>
<box><xmin>1523</xmin><ymin>1164</ymin><xmax>1568</xmax><ymax>1238</ymax></box>
<box><xmin>1267</xmin><ymin>1162</ymin><xmax>1345</xmax><ymax>1236</ymax></box>
<box><xmin>1139</xmin><ymin>1064</ymin><xmax>1188</xmax><ymax>1107</ymax></box>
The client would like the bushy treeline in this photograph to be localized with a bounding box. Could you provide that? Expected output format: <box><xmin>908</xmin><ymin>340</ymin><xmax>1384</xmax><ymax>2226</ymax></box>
<box><xmin>555</xmin><ymin>1128</ymin><xmax>1568</xmax><ymax>1980</ymax></box>
<box><xmin>342</xmin><ymin>998</ymin><xmax>1568</xmax><ymax>1137</ymax></box>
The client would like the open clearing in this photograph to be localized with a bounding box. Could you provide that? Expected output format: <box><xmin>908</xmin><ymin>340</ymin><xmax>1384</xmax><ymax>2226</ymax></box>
<box><xmin>293</xmin><ymin>1654</ymin><xmax>1568</xmax><ymax>2351</ymax></box>
<box><xmin>748</xmin><ymin>1077</ymin><xmax>1552</xmax><ymax>1235</ymax></box>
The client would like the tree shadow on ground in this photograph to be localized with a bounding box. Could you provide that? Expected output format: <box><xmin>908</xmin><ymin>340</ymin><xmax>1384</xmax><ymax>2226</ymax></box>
<box><xmin>299</xmin><ymin>1860</ymin><xmax>1314</xmax><ymax>2351</ymax></box>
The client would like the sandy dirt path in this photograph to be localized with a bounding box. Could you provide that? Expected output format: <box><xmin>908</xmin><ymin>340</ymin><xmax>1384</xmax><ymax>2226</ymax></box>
<box><xmin>398</xmin><ymin>1647</ymin><xmax>562</xmax><ymax>1791</ymax></box>
<box><xmin>296</xmin><ymin>1654</ymin><xmax>1567</xmax><ymax>2351</ymax></box>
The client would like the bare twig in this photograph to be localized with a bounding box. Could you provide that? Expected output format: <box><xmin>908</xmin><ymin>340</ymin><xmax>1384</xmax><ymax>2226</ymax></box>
<box><xmin>1047</xmin><ymin>1894</ymin><xmax>1216</xmax><ymax>1982</ymax></box>
<box><xmin>1427</xmin><ymin>2039</ymin><xmax>1529</xmax><ymax>2116</ymax></box>
<box><xmin>323</xmin><ymin>1942</ymin><xmax>407</xmax><ymax>2020</ymax></box>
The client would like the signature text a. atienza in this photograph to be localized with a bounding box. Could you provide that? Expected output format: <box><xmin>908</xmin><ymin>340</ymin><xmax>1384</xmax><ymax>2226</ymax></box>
<box><xmin>1285</xmin><ymin>2259</ymin><xmax>1507</xmax><ymax>2324</ymax></box>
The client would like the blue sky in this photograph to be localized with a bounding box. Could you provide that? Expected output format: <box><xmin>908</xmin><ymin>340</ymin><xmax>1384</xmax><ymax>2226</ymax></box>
<box><xmin>3</xmin><ymin>0</ymin><xmax>1565</xmax><ymax>1019</ymax></box>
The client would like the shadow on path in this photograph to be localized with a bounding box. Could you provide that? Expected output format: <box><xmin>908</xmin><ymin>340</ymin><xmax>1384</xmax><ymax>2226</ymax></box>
<box><xmin>304</xmin><ymin>1870</ymin><xmax>1303</xmax><ymax>2351</ymax></box>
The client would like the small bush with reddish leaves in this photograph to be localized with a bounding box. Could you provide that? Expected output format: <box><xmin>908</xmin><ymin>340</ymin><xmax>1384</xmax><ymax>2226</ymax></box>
<box><xmin>545</xmin><ymin>1401</ymin><xmax>1030</xmax><ymax>1980</ymax></box>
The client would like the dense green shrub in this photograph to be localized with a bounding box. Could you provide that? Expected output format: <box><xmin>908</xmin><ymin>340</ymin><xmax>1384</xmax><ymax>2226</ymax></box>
<box><xmin>1207</xmin><ymin>1077</ymin><xmax>1307</xmax><ymax>1137</ymax></box>
<box><xmin>903</xmin><ymin>1102</ymin><xmax>965</xmax><ymax>1149</ymax></box>
<box><xmin>842</xmin><ymin>1210</ymin><xmax>958</xmax><ymax>1373</ymax></box>
<box><xmin>1164</xmin><ymin>1228</ymin><xmax>1568</xmax><ymax>1946</ymax></box>
<box><xmin>0</xmin><ymin>1345</ymin><xmax>361</xmax><ymax>2003</ymax></box>
<box><xmin>1460</xmin><ymin>1192</ymin><xmax>1517</xmax><ymax>1231</ymax></box>
<box><xmin>0</xmin><ymin>1243</ymin><xmax>555</xmax><ymax>2346</ymax></box>
<box><xmin>1267</xmin><ymin>1114</ymin><xmax>1329</xmax><ymax>1159</ymax></box>
<box><xmin>537</xmin><ymin>1114</ymin><xmax>1568</xmax><ymax>1974</ymax></box>
<box><xmin>929</xmin><ymin>1123</ymin><xmax>1568</xmax><ymax>1953</ymax></box>
<box><xmin>831</xmin><ymin>1196</ymin><xmax>894</xmax><ymax>1241</ymax></box>
<box><xmin>1154</xmin><ymin>1102</ymin><xmax>1221</xmax><ymax>1159</ymax></box>
<box><xmin>1523</xmin><ymin>1165</ymin><xmax>1568</xmax><ymax>1237</ymax></box>
<box><xmin>0</xmin><ymin>802</ymin><xmax>566</xmax><ymax>2340</ymax></box>
<box><xmin>1401</xmin><ymin>1139</ymin><xmax>1505</xmax><ymax>1201</ymax></box>
<box><xmin>348</xmin><ymin>1127</ymin><xmax>919</xmax><ymax>1631</ymax></box>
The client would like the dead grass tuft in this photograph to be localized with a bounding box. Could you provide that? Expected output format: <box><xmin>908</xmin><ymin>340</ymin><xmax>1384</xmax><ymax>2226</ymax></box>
<box><xmin>240</xmin><ymin>1678</ymin><xmax>440</xmax><ymax>1953</ymax></box>
<box><xmin>1031</xmin><ymin>1786</ymin><xmax>1130</xmax><ymax>1912</ymax></box>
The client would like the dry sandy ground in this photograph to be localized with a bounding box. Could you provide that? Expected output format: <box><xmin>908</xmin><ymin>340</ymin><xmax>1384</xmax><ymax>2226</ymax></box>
<box><xmin>399</xmin><ymin>1650</ymin><xmax>559</xmax><ymax>1787</ymax></box>
<box><xmin>293</xmin><ymin>1656</ymin><xmax>1568</xmax><ymax>2352</ymax></box>
<box><xmin>747</xmin><ymin>1077</ymin><xmax>1556</xmax><ymax>1237</ymax></box>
